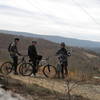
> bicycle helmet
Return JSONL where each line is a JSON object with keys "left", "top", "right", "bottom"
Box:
{"left": 61, "top": 42, "right": 65, "bottom": 47}
{"left": 14, "top": 38, "right": 20, "bottom": 41}
{"left": 32, "top": 41, "right": 37, "bottom": 43}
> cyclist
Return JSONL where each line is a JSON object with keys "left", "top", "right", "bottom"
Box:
{"left": 56, "top": 42, "right": 71, "bottom": 78}
{"left": 28, "top": 41, "right": 42, "bottom": 76}
{"left": 8, "top": 38, "right": 21, "bottom": 74}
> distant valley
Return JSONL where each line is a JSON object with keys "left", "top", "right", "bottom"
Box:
{"left": 0, "top": 30, "right": 100, "bottom": 50}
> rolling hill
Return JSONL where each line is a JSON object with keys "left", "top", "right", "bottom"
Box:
{"left": 0, "top": 32, "right": 100, "bottom": 77}
{"left": 0, "top": 30, "right": 100, "bottom": 48}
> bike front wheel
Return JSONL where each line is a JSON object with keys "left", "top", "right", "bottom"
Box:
{"left": 19, "top": 63, "right": 33, "bottom": 76}
{"left": 1, "top": 62, "right": 13, "bottom": 75}
{"left": 43, "top": 65, "right": 57, "bottom": 78}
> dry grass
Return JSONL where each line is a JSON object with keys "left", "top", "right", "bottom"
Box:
{"left": 68, "top": 71, "right": 93, "bottom": 81}
{"left": 0, "top": 33, "right": 100, "bottom": 75}
{"left": 7, "top": 75, "right": 100, "bottom": 100}
{"left": 0, "top": 74, "right": 90, "bottom": 100}
{"left": 0, "top": 33, "right": 100, "bottom": 100}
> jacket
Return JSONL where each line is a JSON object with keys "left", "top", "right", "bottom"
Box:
{"left": 28, "top": 45, "right": 37, "bottom": 59}
{"left": 8, "top": 42, "right": 20, "bottom": 57}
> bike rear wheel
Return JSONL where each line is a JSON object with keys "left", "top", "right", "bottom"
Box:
{"left": 43, "top": 65, "right": 57, "bottom": 78}
{"left": 19, "top": 63, "right": 33, "bottom": 76}
{"left": 1, "top": 62, "right": 13, "bottom": 75}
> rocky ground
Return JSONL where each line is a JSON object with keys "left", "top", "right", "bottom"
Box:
{"left": 0, "top": 87, "right": 26, "bottom": 100}
{"left": 0, "top": 61, "right": 100, "bottom": 100}
{"left": 10, "top": 75, "right": 100, "bottom": 100}
{"left": 0, "top": 74, "right": 91, "bottom": 100}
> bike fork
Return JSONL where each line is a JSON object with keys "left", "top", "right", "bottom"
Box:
{"left": 47, "top": 65, "right": 50, "bottom": 72}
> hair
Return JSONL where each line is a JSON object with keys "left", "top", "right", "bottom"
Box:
{"left": 61, "top": 42, "right": 65, "bottom": 47}
{"left": 14, "top": 38, "right": 20, "bottom": 41}
{"left": 32, "top": 41, "right": 37, "bottom": 43}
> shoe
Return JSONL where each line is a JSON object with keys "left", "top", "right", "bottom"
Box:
{"left": 30, "top": 73, "right": 34, "bottom": 77}
{"left": 33, "top": 73, "right": 36, "bottom": 76}
{"left": 31, "top": 73, "right": 36, "bottom": 78}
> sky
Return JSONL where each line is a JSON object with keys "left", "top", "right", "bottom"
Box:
{"left": 0, "top": 0, "right": 100, "bottom": 41}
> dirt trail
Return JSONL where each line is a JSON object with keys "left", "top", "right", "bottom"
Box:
{"left": 10, "top": 75, "right": 100, "bottom": 100}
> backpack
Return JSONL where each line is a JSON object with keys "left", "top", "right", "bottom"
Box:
{"left": 8, "top": 42, "right": 12, "bottom": 52}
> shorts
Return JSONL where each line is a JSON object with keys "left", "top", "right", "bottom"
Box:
{"left": 56, "top": 63, "right": 62, "bottom": 72}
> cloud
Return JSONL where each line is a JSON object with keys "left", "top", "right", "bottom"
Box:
{"left": 0, "top": 0, "right": 100, "bottom": 41}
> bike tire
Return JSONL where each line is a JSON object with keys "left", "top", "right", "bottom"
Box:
{"left": 19, "top": 63, "right": 33, "bottom": 76}
{"left": 43, "top": 65, "right": 57, "bottom": 78}
{"left": 1, "top": 62, "right": 13, "bottom": 75}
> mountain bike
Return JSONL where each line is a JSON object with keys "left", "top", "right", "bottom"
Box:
{"left": 19, "top": 57, "right": 57, "bottom": 78}
{"left": 0, "top": 56, "right": 27, "bottom": 75}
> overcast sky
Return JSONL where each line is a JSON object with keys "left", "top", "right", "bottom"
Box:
{"left": 0, "top": 0, "right": 100, "bottom": 41}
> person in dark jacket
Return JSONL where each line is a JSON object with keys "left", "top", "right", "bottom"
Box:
{"left": 8, "top": 38, "right": 21, "bottom": 74}
{"left": 28, "top": 41, "right": 42, "bottom": 75}
{"left": 56, "top": 42, "right": 71, "bottom": 78}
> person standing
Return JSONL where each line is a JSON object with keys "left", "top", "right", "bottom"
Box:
{"left": 56, "top": 42, "right": 71, "bottom": 78}
{"left": 28, "top": 41, "right": 42, "bottom": 76}
{"left": 8, "top": 38, "right": 21, "bottom": 74}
